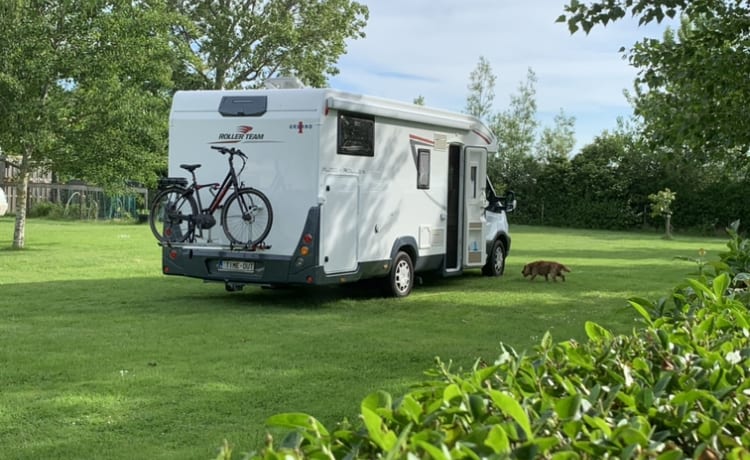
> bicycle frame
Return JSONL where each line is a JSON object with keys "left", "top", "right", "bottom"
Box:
{"left": 189, "top": 154, "right": 243, "bottom": 216}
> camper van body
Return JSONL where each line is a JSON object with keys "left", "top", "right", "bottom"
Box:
{"left": 161, "top": 88, "right": 513, "bottom": 296}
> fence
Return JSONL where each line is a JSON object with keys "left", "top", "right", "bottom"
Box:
{"left": 1, "top": 183, "right": 148, "bottom": 220}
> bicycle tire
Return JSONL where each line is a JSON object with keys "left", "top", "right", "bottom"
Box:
{"left": 221, "top": 188, "right": 273, "bottom": 246}
{"left": 149, "top": 186, "right": 197, "bottom": 243}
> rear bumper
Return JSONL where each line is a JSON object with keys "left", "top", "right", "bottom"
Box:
{"left": 161, "top": 245, "right": 392, "bottom": 287}
{"left": 163, "top": 244, "right": 322, "bottom": 285}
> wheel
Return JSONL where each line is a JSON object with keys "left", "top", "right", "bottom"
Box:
{"left": 482, "top": 239, "right": 506, "bottom": 276}
{"left": 386, "top": 251, "right": 414, "bottom": 298}
{"left": 149, "top": 187, "right": 197, "bottom": 243}
{"left": 221, "top": 188, "right": 273, "bottom": 246}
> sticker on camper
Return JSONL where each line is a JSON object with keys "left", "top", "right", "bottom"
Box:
{"left": 210, "top": 125, "right": 267, "bottom": 144}
{"left": 289, "top": 121, "right": 313, "bottom": 134}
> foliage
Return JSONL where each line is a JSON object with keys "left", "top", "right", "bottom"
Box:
{"left": 508, "top": 121, "right": 750, "bottom": 233}
{"left": 491, "top": 68, "right": 538, "bottom": 176}
{"left": 536, "top": 109, "right": 576, "bottom": 163}
{"left": 511, "top": 129, "right": 643, "bottom": 229}
{"left": 0, "top": 0, "right": 177, "bottom": 247}
{"left": 490, "top": 68, "right": 539, "bottom": 193}
{"left": 244, "top": 236, "right": 750, "bottom": 459}
{"left": 168, "top": 0, "right": 369, "bottom": 89}
{"left": 0, "top": 0, "right": 175, "bottom": 189}
{"left": 464, "top": 56, "right": 496, "bottom": 122}
{"left": 719, "top": 220, "right": 750, "bottom": 279}
{"left": 557, "top": 0, "right": 750, "bottom": 163}
{"left": 650, "top": 188, "right": 676, "bottom": 239}
{"left": 28, "top": 201, "right": 65, "bottom": 219}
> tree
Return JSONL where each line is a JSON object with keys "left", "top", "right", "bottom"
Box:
{"left": 536, "top": 109, "right": 576, "bottom": 163}
{"left": 649, "top": 188, "right": 676, "bottom": 239}
{"left": 557, "top": 0, "right": 750, "bottom": 161}
{"left": 464, "top": 56, "right": 496, "bottom": 121}
{"left": 168, "top": 0, "right": 369, "bottom": 89}
{"left": 413, "top": 95, "right": 425, "bottom": 106}
{"left": 0, "top": 1, "right": 177, "bottom": 249}
{"left": 491, "top": 68, "right": 539, "bottom": 190}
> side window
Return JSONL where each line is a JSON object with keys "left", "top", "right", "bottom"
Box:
{"left": 337, "top": 112, "right": 374, "bottom": 156}
{"left": 470, "top": 165, "right": 478, "bottom": 198}
{"left": 417, "top": 149, "right": 430, "bottom": 189}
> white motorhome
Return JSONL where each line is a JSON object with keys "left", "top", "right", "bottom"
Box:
{"left": 161, "top": 87, "right": 515, "bottom": 297}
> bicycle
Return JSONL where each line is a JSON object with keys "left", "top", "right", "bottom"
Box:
{"left": 149, "top": 146, "right": 273, "bottom": 247}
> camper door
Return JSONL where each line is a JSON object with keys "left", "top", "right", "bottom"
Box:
{"left": 463, "top": 146, "right": 487, "bottom": 267}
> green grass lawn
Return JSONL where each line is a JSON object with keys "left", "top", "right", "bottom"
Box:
{"left": 0, "top": 217, "right": 726, "bottom": 459}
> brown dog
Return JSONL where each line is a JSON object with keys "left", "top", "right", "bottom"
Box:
{"left": 522, "top": 260, "right": 571, "bottom": 282}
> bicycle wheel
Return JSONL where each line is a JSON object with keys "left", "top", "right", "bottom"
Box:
{"left": 149, "top": 187, "right": 197, "bottom": 243}
{"left": 221, "top": 188, "right": 273, "bottom": 246}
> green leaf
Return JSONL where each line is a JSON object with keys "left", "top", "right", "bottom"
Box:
{"left": 265, "top": 413, "right": 329, "bottom": 437}
{"left": 584, "top": 321, "right": 612, "bottom": 342}
{"left": 417, "top": 441, "right": 449, "bottom": 460}
{"left": 485, "top": 424, "right": 511, "bottom": 454}
{"left": 474, "top": 363, "right": 502, "bottom": 384}
{"left": 361, "top": 390, "right": 392, "bottom": 412}
{"left": 541, "top": 330, "right": 553, "bottom": 350}
{"left": 552, "top": 451, "right": 581, "bottom": 460}
{"left": 656, "top": 450, "right": 684, "bottom": 460}
{"left": 698, "top": 418, "right": 719, "bottom": 438}
{"left": 583, "top": 414, "right": 612, "bottom": 438}
{"left": 443, "top": 383, "right": 463, "bottom": 404}
{"left": 686, "top": 278, "right": 716, "bottom": 301}
{"left": 615, "top": 427, "right": 649, "bottom": 446}
{"left": 563, "top": 420, "right": 583, "bottom": 439}
{"left": 488, "top": 390, "right": 533, "bottom": 440}
{"left": 672, "top": 389, "right": 719, "bottom": 406}
{"left": 628, "top": 298, "right": 654, "bottom": 326}
{"left": 396, "top": 394, "right": 423, "bottom": 424}
{"left": 555, "top": 394, "right": 582, "bottom": 420}
{"left": 712, "top": 273, "right": 730, "bottom": 299}
{"left": 361, "top": 406, "right": 397, "bottom": 451}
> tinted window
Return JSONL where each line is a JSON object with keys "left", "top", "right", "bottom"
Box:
{"left": 337, "top": 112, "right": 374, "bottom": 156}
{"left": 417, "top": 149, "right": 430, "bottom": 189}
{"left": 219, "top": 96, "right": 267, "bottom": 117}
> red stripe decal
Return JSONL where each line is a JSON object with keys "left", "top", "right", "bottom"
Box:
{"left": 409, "top": 134, "right": 434, "bottom": 145}
{"left": 473, "top": 129, "right": 491, "bottom": 145}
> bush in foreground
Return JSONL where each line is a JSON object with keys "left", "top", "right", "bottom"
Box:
{"left": 222, "top": 229, "right": 750, "bottom": 460}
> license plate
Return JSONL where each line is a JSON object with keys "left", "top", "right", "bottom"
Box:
{"left": 217, "top": 260, "right": 255, "bottom": 273}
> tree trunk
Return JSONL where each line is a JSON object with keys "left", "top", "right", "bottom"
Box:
{"left": 664, "top": 214, "right": 673, "bottom": 240}
{"left": 12, "top": 152, "right": 31, "bottom": 249}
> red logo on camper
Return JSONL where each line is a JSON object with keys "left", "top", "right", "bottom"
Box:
{"left": 289, "top": 121, "right": 313, "bottom": 134}
{"left": 238, "top": 125, "right": 254, "bottom": 134}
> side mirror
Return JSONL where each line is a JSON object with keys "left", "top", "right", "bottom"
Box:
{"left": 503, "top": 191, "right": 516, "bottom": 213}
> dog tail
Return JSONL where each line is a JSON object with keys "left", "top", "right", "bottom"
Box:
{"left": 561, "top": 264, "right": 571, "bottom": 272}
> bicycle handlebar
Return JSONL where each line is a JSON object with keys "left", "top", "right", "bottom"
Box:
{"left": 210, "top": 145, "right": 247, "bottom": 159}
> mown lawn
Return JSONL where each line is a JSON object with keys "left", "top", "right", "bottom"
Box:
{"left": 0, "top": 217, "right": 726, "bottom": 459}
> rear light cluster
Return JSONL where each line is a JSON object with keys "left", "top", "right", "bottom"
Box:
{"left": 164, "top": 248, "right": 179, "bottom": 273}
{"left": 295, "top": 233, "right": 314, "bottom": 272}
{"left": 295, "top": 233, "right": 315, "bottom": 284}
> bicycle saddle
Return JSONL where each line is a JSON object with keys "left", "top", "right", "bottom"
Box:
{"left": 180, "top": 164, "right": 201, "bottom": 172}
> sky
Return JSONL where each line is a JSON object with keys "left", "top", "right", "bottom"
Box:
{"left": 329, "top": 0, "right": 673, "bottom": 153}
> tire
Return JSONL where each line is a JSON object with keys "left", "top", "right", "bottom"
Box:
{"left": 482, "top": 239, "right": 506, "bottom": 276}
{"left": 149, "top": 187, "right": 197, "bottom": 243}
{"left": 386, "top": 251, "right": 414, "bottom": 298}
{"left": 221, "top": 188, "right": 273, "bottom": 246}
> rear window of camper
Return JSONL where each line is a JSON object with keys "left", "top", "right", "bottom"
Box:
{"left": 338, "top": 112, "right": 374, "bottom": 156}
